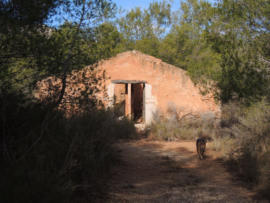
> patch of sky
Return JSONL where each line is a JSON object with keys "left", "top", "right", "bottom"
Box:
{"left": 115, "top": 0, "right": 217, "bottom": 12}
{"left": 46, "top": 0, "right": 218, "bottom": 28}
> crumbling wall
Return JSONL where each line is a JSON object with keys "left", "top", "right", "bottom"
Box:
{"left": 35, "top": 66, "right": 106, "bottom": 115}
{"left": 35, "top": 50, "right": 220, "bottom": 121}
{"left": 97, "top": 51, "right": 220, "bottom": 120}
{"left": 114, "top": 84, "right": 126, "bottom": 116}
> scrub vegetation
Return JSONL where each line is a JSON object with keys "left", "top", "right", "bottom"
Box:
{"left": 0, "top": 0, "right": 270, "bottom": 201}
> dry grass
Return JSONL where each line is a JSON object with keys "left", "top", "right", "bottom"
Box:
{"left": 0, "top": 92, "right": 137, "bottom": 203}
{"left": 211, "top": 101, "right": 270, "bottom": 199}
{"left": 148, "top": 109, "right": 217, "bottom": 141}
{"left": 148, "top": 101, "right": 270, "bottom": 200}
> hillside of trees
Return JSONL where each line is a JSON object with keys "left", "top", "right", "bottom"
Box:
{"left": 0, "top": 0, "right": 270, "bottom": 202}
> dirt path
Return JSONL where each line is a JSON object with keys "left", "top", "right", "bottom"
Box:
{"left": 106, "top": 140, "right": 264, "bottom": 203}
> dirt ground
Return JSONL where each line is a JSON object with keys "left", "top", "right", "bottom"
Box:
{"left": 105, "top": 139, "right": 267, "bottom": 203}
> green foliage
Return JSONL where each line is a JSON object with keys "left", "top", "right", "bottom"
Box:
{"left": 217, "top": 36, "right": 268, "bottom": 103}
{"left": 93, "top": 22, "right": 124, "bottom": 59}
{"left": 159, "top": 24, "right": 194, "bottom": 69}
{"left": 207, "top": 0, "right": 270, "bottom": 103}
{"left": 1, "top": 0, "right": 270, "bottom": 200}
{"left": 0, "top": 1, "right": 132, "bottom": 202}
{"left": 159, "top": 0, "right": 270, "bottom": 103}
{"left": 158, "top": 0, "right": 222, "bottom": 92}
{"left": 0, "top": 0, "right": 60, "bottom": 26}
{"left": 0, "top": 0, "right": 62, "bottom": 92}
{"left": 160, "top": 24, "right": 221, "bottom": 84}
{"left": 0, "top": 92, "right": 136, "bottom": 202}
{"left": 1, "top": 0, "right": 269, "bottom": 104}
{"left": 0, "top": 0, "right": 116, "bottom": 94}
{"left": 117, "top": 0, "right": 171, "bottom": 53}
{"left": 212, "top": 101, "right": 270, "bottom": 199}
{"left": 135, "top": 36, "right": 160, "bottom": 57}
{"left": 42, "top": 23, "right": 96, "bottom": 75}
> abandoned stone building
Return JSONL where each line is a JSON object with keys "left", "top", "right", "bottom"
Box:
{"left": 94, "top": 51, "right": 219, "bottom": 124}
{"left": 37, "top": 50, "right": 220, "bottom": 125}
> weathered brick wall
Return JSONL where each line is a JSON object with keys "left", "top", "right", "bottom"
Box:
{"left": 36, "top": 50, "right": 220, "bottom": 119}
{"left": 35, "top": 66, "right": 106, "bottom": 115}
{"left": 97, "top": 51, "right": 220, "bottom": 118}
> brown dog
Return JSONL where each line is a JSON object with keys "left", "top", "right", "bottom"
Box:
{"left": 196, "top": 137, "right": 206, "bottom": 160}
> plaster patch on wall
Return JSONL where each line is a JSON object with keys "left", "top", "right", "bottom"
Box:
{"left": 144, "top": 84, "right": 157, "bottom": 125}
{"left": 107, "top": 83, "right": 115, "bottom": 107}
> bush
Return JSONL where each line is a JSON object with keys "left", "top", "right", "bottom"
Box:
{"left": 149, "top": 101, "right": 270, "bottom": 199}
{"left": 0, "top": 92, "right": 136, "bottom": 203}
{"left": 212, "top": 101, "right": 270, "bottom": 199}
{"left": 148, "top": 110, "right": 217, "bottom": 141}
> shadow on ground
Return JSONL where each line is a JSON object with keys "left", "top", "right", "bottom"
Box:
{"left": 99, "top": 140, "right": 261, "bottom": 203}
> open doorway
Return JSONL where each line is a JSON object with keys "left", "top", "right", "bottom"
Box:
{"left": 112, "top": 80, "right": 145, "bottom": 123}
{"left": 131, "top": 83, "right": 144, "bottom": 123}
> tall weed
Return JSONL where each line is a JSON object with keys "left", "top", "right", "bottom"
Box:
{"left": 0, "top": 92, "right": 136, "bottom": 203}
{"left": 213, "top": 101, "right": 270, "bottom": 199}
{"left": 149, "top": 109, "right": 217, "bottom": 141}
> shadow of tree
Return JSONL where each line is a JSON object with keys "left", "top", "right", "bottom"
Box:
{"left": 106, "top": 140, "right": 253, "bottom": 203}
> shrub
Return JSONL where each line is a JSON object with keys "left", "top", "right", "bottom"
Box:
{"left": 0, "top": 92, "right": 136, "bottom": 203}
{"left": 213, "top": 101, "right": 270, "bottom": 199}
{"left": 149, "top": 101, "right": 270, "bottom": 199}
{"left": 149, "top": 109, "right": 217, "bottom": 141}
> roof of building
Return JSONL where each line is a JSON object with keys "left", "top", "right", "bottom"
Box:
{"left": 111, "top": 80, "right": 146, "bottom": 84}
{"left": 97, "top": 50, "right": 186, "bottom": 75}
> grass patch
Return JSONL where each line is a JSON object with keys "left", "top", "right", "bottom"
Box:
{"left": 148, "top": 110, "right": 217, "bottom": 141}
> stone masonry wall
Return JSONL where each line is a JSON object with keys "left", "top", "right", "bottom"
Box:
{"left": 36, "top": 50, "right": 220, "bottom": 119}
{"left": 97, "top": 50, "right": 220, "bottom": 118}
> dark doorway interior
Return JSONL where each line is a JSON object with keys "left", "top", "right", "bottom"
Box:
{"left": 131, "top": 83, "right": 144, "bottom": 123}
{"left": 112, "top": 80, "right": 146, "bottom": 123}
